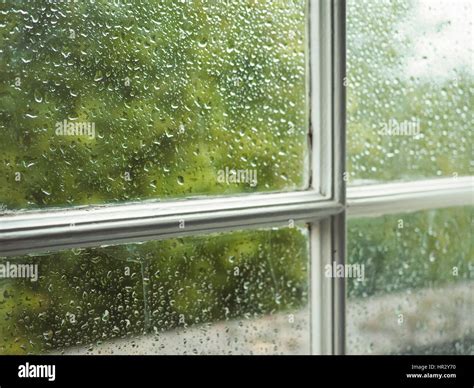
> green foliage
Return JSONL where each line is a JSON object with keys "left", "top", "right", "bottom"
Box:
{"left": 347, "top": 207, "right": 473, "bottom": 298}
{"left": 0, "top": 0, "right": 307, "bottom": 209}
{"left": 0, "top": 227, "right": 308, "bottom": 354}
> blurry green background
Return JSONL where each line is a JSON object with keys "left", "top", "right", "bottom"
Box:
{"left": 346, "top": 0, "right": 473, "bottom": 355}
{"left": 0, "top": 0, "right": 308, "bottom": 209}
{"left": 347, "top": 0, "right": 472, "bottom": 183}
{"left": 0, "top": 226, "right": 309, "bottom": 355}
{"left": 0, "top": 0, "right": 310, "bottom": 355}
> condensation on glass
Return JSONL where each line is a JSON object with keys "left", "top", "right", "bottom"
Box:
{"left": 0, "top": 225, "right": 310, "bottom": 355}
{"left": 0, "top": 0, "right": 308, "bottom": 210}
{"left": 347, "top": 0, "right": 472, "bottom": 184}
{"left": 346, "top": 207, "right": 473, "bottom": 355}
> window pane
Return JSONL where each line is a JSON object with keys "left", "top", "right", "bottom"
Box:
{"left": 347, "top": 207, "right": 473, "bottom": 354}
{"left": 0, "top": 225, "right": 309, "bottom": 355}
{"left": 0, "top": 0, "right": 308, "bottom": 210}
{"left": 347, "top": 0, "right": 472, "bottom": 184}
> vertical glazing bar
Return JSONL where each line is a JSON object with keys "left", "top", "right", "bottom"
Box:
{"left": 311, "top": 0, "right": 346, "bottom": 354}
{"left": 310, "top": 224, "right": 322, "bottom": 354}
{"left": 332, "top": 0, "right": 347, "bottom": 355}
{"left": 314, "top": 0, "right": 333, "bottom": 198}
{"left": 333, "top": 0, "right": 346, "bottom": 205}
{"left": 332, "top": 213, "right": 346, "bottom": 354}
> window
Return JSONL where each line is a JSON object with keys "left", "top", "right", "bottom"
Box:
{"left": 1, "top": 226, "right": 311, "bottom": 355}
{"left": 0, "top": 0, "right": 311, "bottom": 208}
{"left": 0, "top": 0, "right": 344, "bottom": 355}
{"left": 346, "top": 0, "right": 473, "bottom": 355}
{"left": 347, "top": 0, "right": 471, "bottom": 184}
{"left": 348, "top": 207, "right": 472, "bottom": 354}
{"left": 0, "top": 0, "right": 471, "bottom": 356}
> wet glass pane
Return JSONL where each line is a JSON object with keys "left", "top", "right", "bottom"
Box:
{"left": 0, "top": 225, "right": 309, "bottom": 355}
{"left": 0, "top": 0, "right": 308, "bottom": 210}
{"left": 347, "top": 207, "right": 473, "bottom": 354}
{"left": 347, "top": 0, "right": 472, "bottom": 185}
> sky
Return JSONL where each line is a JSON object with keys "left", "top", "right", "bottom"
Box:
{"left": 399, "top": 0, "right": 473, "bottom": 80}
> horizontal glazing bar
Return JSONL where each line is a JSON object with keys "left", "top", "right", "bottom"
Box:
{"left": 347, "top": 176, "right": 473, "bottom": 218}
{"left": 0, "top": 191, "right": 342, "bottom": 256}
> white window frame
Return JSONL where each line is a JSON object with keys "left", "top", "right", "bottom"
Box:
{"left": 0, "top": 0, "right": 471, "bottom": 355}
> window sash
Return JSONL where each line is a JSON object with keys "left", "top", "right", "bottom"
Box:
{"left": 0, "top": 1, "right": 344, "bottom": 257}
{"left": 2, "top": 0, "right": 469, "bottom": 355}
{"left": 0, "top": 0, "right": 347, "bottom": 357}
